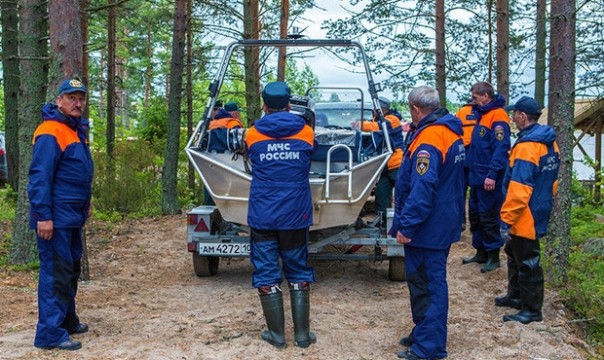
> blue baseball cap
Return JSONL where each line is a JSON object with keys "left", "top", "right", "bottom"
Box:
{"left": 262, "top": 82, "right": 291, "bottom": 109}
{"left": 57, "top": 79, "right": 87, "bottom": 96}
{"left": 224, "top": 101, "right": 239, "bottom": 112}
{"left": 505, "top": 96, "right": 542, "bottom": 116}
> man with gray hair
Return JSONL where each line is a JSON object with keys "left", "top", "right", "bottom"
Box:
{"left": 390, "top": 86, "right": 465, "bottom": 360}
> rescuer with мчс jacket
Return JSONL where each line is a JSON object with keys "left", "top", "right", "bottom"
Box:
{"left": 245, "top": 81, "right": 317, "bottom": 349}
{"left": 463, "top": 81, "right": 511, "bottom": 273}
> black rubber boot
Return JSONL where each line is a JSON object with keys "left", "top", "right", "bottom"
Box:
{"left": 290, "top": 283, "right": 316, "bottom": 348}
{"left": 503, "top": 239, "right": 543, "bottom": 324}
{"left": 480, "top": 249, "right": 501, "bottom": 273}
{"left": 462, "top": 248, "right": 487, "bottom": 264}
{"left": 497, "top": 240, "right": 521, "bottom": 308}
{"left": 495, "top": 294, "right": 522, "bottom": 309}
{"left": 503, "top": 308, "right": 543, "bottom": 324}
{"left": 259, "top": 291, "right": 286, "bottom": 348}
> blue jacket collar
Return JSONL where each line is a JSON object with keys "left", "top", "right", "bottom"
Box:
{"left": 41, "top": 102, "right": 83, "bottom": 130}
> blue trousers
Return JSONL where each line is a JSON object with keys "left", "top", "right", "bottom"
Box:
{"left": 34, "top": 228, "right": 83, "bottom": 348}
{"left": 250, "top": 228, "right": 315, "bottom": 288}
{"left": 404, "top": 245, "right": 450, "bottom": 360}
{"left": 468, "top": 186, "right": 504, "bottom": 251}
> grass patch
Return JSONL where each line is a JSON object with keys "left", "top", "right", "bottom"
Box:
{"left": 565, "top": 205, "right": 604, "bottom": 346}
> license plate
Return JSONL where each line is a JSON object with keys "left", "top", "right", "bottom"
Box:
{"left": 198, "top": 242, "right": 250, "bottom": 256}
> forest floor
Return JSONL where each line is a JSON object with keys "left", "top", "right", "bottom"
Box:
{"left": 0, "top": 214, "right": 598, "bottom": 360}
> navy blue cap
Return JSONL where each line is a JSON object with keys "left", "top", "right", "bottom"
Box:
{"left": 505, "top": 96, "right": 542, "bottom": 116}
{"left": 262, "top": 82, "right": 291, "bottom": 109}
{"left": 57, "top": 79, "right": 87, "bottom": 96}
{"left": 224, "top": 101, "right": 239, "bottom": 112}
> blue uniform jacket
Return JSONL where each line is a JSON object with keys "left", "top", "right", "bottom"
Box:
{"left": 391, "top": 109, "right": 465, "bottom": 250}
{"left": 245, "top": 111, "right": 315, "bottom": 230}
{"left": 28, "top": 103, "right": 94, "bottom": 229}
{"left": 466, "top": 94, "right": 511, "bottom": 186}
{"left": 501, "top": 124, "right": 560, "bottom": 240}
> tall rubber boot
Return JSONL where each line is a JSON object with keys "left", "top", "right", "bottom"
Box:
{"left": 481, "top": 249, "right": 501, "bottom": 273}
{"left": 496, "top": 241, "right": 521, "bottom": 308}
{"left": 503, "top": 248, "right": 543, "bottom": 324}
{"left": 290, "top": 282, "right": 316, "bottom": 348}
{"left": 462, "top": 248, "right": 487, "bottom": 264}
{"left": 259, "top": 287, "right": 286, "bottom": 348}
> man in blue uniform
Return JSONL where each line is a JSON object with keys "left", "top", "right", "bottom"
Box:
{"left": 29, "top": 79, "right": 94, "bottom": 351}
{"left": 390, "top": 86, "right": 465, "bottom": 360}
{"left": 245, "top": 82, "right": 316, "bottom": 349}
{"left": 463, "top": 82, "right": 511, "bottom": 273}
{"left": 498, "top": 96, "right": 559, "bottom": 324}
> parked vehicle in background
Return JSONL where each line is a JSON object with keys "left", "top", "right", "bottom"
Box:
{"left": 0, "top": 132, "right": 8, "bottom": 186}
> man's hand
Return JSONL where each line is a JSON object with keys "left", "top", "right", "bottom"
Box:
{"left": 484, "top": 177, "right": 496, "bottom": 191}
{"left": 396, "top": 231, "right": 412, "bottom": 244}
{"left": 37, "top": 220, "right": 54, "bottom": 241}
{"left": 500, "top": 225, "right": 511, "bottom": 242}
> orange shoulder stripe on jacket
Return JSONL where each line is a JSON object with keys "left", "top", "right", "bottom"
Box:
{"left": 245, "top": 125, "right": 314, "bottom": 148}
{"left": 408, "top": 125, "right": 461, "bottom": 162}
{"left": 508, "top": 142, "right": 548, "bottom": 168}
{"left": 480, "top": 108, "right": 509, "bottom": 130}
{"left": 33, "top": 121, "right": 79, "bottom": 152}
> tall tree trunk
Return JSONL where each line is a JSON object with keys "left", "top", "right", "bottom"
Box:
{"left": 277, "top": 0, "right": 289, "bottom": 82}
{"left": 80, "top": 0, "right": 90, "bottom": 119}
{"left": 243, "top": 0, "right": 261, "bottom": 123}
{"left": 106, "top": 0, "right": 117, "bottom": 158}
{"left": 496, "top": 0, "right": 509, "bottom": 100}
{"left": 435, "top": 0, "right": 446, "bottom": 107}
{"left": 186, "top": 0, "right": 195, "bottom": 192}
{"left": 144, "top": 29, "right": 152, "bottom": 115}
{"left": 534, "top": 0, "right": 547, "bottom": 108}
{"left": 1, "top": 0, "right": 21, "bottom": 190}
{"left": 48, "top": 0, "right": 84, "bottom": 94}
{"left": 161, "top": 0, "right": 188, "bottom": 215}
{"left": 487, "top": 0, "right": 494, "bottom": 84}
{"left": 11, "top": 0, "right": 48, "bottom": 264}
{"left": 545, "top": 0, "right": 576, "bottom": 285}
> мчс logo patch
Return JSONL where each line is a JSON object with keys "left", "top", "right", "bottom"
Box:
{"left": 494, "top": 125, "right": 505, "bottom": 141}
{"left": 416, "top": 150, "right": 430, "bottom": 175}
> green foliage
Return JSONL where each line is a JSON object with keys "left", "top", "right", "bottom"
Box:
{"left": 138, "top": 96, "right": 169, "bottom": 142}
{"left": 0, "top": 187, "right": 17, "bottom": 221}
{"left": 92, "top": 139, "right": 163, "bottom": 216}
{"left": 563, "top": 203, "right": 604, "bottom": 346}
{"left": 565, "top": 252, "right": 604, "bottom": 345}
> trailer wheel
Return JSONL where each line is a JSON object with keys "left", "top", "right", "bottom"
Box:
{"left": 388, "top": 257, "right": 406, "bottom": 281}
{"left": 192, "top": 253, "right": 219, "bottom": 277}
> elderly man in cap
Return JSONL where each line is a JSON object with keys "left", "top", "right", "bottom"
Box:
{"left": 29, "top": 78, "right": 94, "bottom": 351}
{"left": 497, "top": 96, "right": 559, "bottom": 324}
{"left": 356, "top": 96, "right": 405, "bottom": 229}
{"left": 245, "top": 81, "right": 316, "bottom": 349}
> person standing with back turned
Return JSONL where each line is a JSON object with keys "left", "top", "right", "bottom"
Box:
{"left": 245, "top": 81, "right": 317, "bottom": 349}
{"left": 462, "top": 81, "right": 511, "bottom": 273}
{"left": 497, "top": 96, "right": 559, "bottom": 324}
{"left": 390, "top": 86, "right": 465, "bottom": 360}
{"left": 29, "top": 78, "right": 94, "bottom": 351}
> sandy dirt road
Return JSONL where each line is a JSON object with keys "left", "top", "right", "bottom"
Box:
{"left": 0, "top": 215, "right": 595, "bottom": 359}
